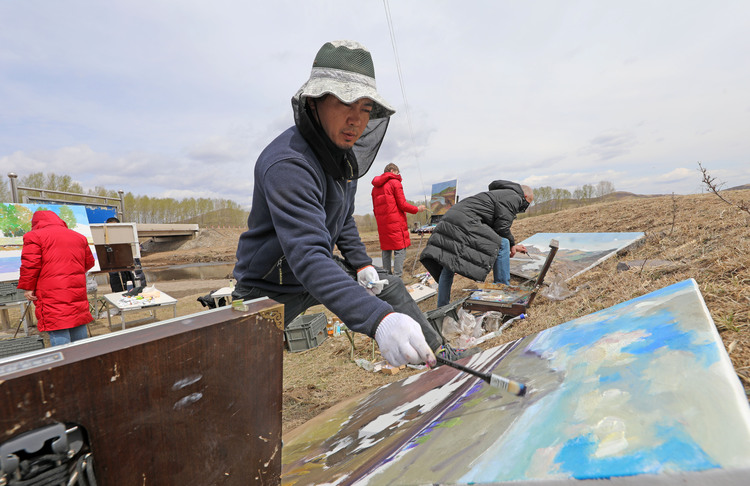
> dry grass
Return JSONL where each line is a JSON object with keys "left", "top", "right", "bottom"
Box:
{"left": 3, "top": 190, "right": 748, "bottom": 435}
{"left": 282, "top": 191, "right": 750, "bottom": 433}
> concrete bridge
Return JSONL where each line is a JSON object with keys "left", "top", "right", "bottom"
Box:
{"left": 136, "top": 223, "right": 199, "bottom": 241}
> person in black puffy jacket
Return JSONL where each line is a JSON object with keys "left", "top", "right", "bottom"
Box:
{"left": 420, "top": 180, "right": 534, "bottom": 307}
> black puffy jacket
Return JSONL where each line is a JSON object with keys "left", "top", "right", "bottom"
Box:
{"left": 419, "top": 180, "right": 529, "bottom": 282}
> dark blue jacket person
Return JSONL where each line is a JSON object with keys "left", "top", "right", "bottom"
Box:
{"left": 233, "top": 41, "right": 466, "bottom": 366}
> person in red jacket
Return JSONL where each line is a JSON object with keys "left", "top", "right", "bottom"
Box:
{"left": 18, "top": 210, "right": 96, "bottom": 346}
{"left": 371, "top": 163, "right": 425, "bottom": 278}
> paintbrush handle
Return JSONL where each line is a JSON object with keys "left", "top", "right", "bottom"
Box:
{"left": 435, "top": 356, "right": 526, "bottom": 397}
{"left": 435, "top": 355, "right": 491, "bottom": 382}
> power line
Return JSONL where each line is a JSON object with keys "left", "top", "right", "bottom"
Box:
{"left": 383, "top": 0, "right": 428, "bottom": 210}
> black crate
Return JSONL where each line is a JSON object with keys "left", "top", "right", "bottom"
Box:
{"left": 0, "top": 336, "right": 45, "bottom": 360}
{"left": 285, "top": 313, "right": 327, "bottom": 352}
{"left": 0, "top": 280, "right": 25, "bottom": 305}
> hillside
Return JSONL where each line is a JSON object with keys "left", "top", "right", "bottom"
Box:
{"left": 141, "top": 190, "right": 750, "bottom": 434}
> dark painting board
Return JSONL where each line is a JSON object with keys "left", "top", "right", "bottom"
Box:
{"left": 0, "top": 297, "right": 284, "bottom": 485}
{"left": 282, "top": 279, "right": 750, "bottom": 484}
{"left": 509, "top": 232, "right": 645, "bottom": 282}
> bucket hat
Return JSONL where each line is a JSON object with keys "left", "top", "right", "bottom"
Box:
{"left": 292, "top": 40, "right": 395, "bottom": 119}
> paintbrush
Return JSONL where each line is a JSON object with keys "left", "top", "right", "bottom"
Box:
{"left": 435, "top": 355, "right": 527, "bottom": 396}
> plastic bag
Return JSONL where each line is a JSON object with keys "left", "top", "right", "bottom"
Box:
{"left": 479, "top": 311, "right": 504, "bottom": 332}
{"left": 86, "top": 273, "right": 98, "bottom": 293}
{"left": 442, "top": 308, "right": 483, "bottom": 348}
{"left": 441, "top": 315, "right": 461, "bottom": 345}
{"left": 541, "top": 273, "right": 576, "bottom": 301}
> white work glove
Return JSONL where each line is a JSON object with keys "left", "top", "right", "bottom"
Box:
{"left": 356, "top": 265, "right": 388, "bottom": 295}
{"left": 375, "top": 313, "right": 436, "bottom": 367}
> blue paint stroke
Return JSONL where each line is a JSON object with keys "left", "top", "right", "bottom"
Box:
{"left": 555, "top": 426, "right": 718, "bottom": 479}
{"left": 527, "top": 280, "right": 718, "bottom": 369}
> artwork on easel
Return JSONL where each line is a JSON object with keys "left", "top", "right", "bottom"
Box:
{"left": 509, "top": 232, "right": 645, "bottom": 282}
{"left": 0, "top": 203, "right": 99, "bottom": 282}
{"left": 282, "top": 279, "right": 750, "bottom": 484}
{"left": 429, "top": 179, "right": 457, "bottom": 216}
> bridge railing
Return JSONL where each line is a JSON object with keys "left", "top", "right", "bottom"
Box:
{"left": 7, "top": 172, "right": 125, "bottom": 220}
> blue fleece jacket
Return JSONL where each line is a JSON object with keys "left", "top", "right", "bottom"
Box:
{"left": 233, "top": 126, "right": 393, "bottom": 336}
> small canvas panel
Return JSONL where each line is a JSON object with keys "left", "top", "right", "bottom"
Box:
{"left": 429, "top": 179, "right": 457, "bottom": 216}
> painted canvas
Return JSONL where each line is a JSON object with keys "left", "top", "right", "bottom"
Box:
{"left": 429, "top": 179, "right": 457, "bottom": 216}
{"left": 0, "top": 203, "right": 99, "bottom": 281}
{"left": 509, "top": 232, "right": 645, "bottom": 282}
{"left": 282, "top": 279, "right": 750, "bottom": 484}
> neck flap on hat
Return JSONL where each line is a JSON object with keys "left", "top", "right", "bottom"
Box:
{"left": 298, "top": 104, "right": 356, "bottom": 180}
{"left": 295, "top": 101, "right": 389, "bottom": 181}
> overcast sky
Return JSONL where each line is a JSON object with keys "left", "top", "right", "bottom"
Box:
{"left": 2, "top": 1, "right": 748, "bottom": 215}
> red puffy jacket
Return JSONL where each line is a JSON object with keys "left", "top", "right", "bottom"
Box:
{"left": 17, "top": 210, "right": 95, "bottom": 331}
{"left": 371, "top": 172, "right": 419, "bottom": 251}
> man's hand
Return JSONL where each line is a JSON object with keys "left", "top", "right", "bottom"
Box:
{"left": 24, "top": 290, "right": 37, "bottom": 301}
{"left": 357, "top": 265, "right": 386, "bottom": 295}
{"left": 375, "top": 313, "right": 436, "bottom": 367}
{"left": 510, "top": 244, "right": 527, "bottom": 258}
{"left": 417, "top": 204, "right": 426, "bottom": 211}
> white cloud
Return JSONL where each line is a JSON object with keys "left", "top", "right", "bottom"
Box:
{"left": 1, "top": 0, "right": 749, "bottom": 217}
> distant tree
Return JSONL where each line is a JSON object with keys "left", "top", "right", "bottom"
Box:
{"left": 0, "top": 178, "right": 11, "bottom": 203}
{"left": 533, "top": 186, "right": 554, "bottom": 207}
{"left": 20, "top": 173, "right": 46, "bottom": 193}
{"left": 13, "top": 171, "right": 250, "bottom": 225}
{"left": 552, "top": 188, "right": 571, "bottom": 211}
{"left": 574, "top": 184, "right": 595, "bottom": 202}
{"left": 595, "top": 180, "right": 616, "bottom": 198}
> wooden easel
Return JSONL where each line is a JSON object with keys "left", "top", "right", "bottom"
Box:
{"left": 462, "top": 239, "right": 559, "bottom": 316}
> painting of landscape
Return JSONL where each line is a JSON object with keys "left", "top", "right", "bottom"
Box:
{"left": 0, "top": 203, "right": 99, "bottom": 281}
{"left": 429, "top": 179, "right": 457, "bottom": 216}
{"left": 281, "top": 279, "right": 750, "bottom": 485}
{"left": 509, "top": 232, "right": 645, "bottom": 282}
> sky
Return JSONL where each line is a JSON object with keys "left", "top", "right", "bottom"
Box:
{"left": 1, "top": 1, "right": 749, "bottom": 215}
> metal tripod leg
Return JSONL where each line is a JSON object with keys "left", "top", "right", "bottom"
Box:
{"left": 410, "top": 232, "right": 426, "bottom": 276}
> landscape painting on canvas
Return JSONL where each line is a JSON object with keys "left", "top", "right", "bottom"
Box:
{"left": 429, "top": 179, "right": 457, "bottom": 216}
{"left": 0, "top": 203, "right": 99, "bottom": 281}
{"left": 509, "top": 232, "right": 645, "bottom": 282}
{"left": 282, "top": 279, "right": 750, "bottom": 485}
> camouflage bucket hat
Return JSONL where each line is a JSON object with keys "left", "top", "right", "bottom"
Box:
{"left": 293, "top": 40, "right": 395, "bottom": 119}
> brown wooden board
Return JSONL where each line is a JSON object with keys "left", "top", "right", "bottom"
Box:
{"left": 0, "top": 298, "right": 284, "bottom": 485}
{"left": 94, "top": 243, "right": 135, "bottom": 272}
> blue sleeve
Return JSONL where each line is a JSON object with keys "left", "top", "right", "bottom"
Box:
{"left": 336, "top": 180, "right": 372, "bottom": 270}
{"left": 263, "top": 160, "right": 391, "bottom": 336}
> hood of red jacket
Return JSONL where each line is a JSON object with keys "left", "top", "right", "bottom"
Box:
{"left": 372, "top": 172, "right": 402, "bottom": 188}
{"left": 31, "top": 210, "right": 69, "bottom": 230}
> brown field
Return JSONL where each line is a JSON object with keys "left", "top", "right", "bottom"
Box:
{"left": 3, "top": 190, "right": 748, "bottom": 435}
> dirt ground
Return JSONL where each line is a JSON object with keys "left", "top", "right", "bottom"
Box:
{"left": 3, "top": 190, "right": 748, "bottom": 436}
